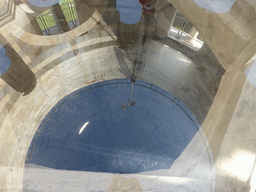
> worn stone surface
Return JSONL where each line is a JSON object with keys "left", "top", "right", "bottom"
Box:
{"left": 0, "top": 0, "right": 256, "bottom": 191}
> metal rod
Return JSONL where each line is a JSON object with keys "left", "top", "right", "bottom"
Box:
{"left": 69, "top": 2, "right": 76, "bottom": 26}
{"left": 129, "top": 82, "right": 134, "bottom": 103}
{"left": 39, "top": 15, "right": 50, "bottom": 35}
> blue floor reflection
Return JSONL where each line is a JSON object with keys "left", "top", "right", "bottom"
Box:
{"left": 0, "top": 45, "right": 10, "bottom": 76}
{"left": 27, "top": 79, "right": 199, "bottom": 174}
{"left": 192, "top": 0, "right": 236, "bottom": 13}
{"left": 27, "top": 0, "right": 60, "bottom": 7}
{"left": 116, "top": 0, "right": 142, "bottom": 24}
{"left": 246, "top": 59, "right": 256, "bottom": 87}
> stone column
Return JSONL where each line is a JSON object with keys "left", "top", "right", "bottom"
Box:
{"left": 188, "top": 26, "right": 198, "bottom": 38}
{"left": 73, "top": 0, "right": 93, "bottom": 25}
{"left": 26, "top": 14, "right": 44, "bottom": 35}
{"left": 52, "top": 3, "right": 70, "bottom": 32}
{"left": 0, "top": 44, "right": 36, "bottom": 95}
{"left": 214, "top": 59, "right": 256, "bottom": 191}
{"left": 118, "top": 21, "right": 141, "bottom": 48}
{"left": 154, "top": 1, "right": 177, "bottom": 38}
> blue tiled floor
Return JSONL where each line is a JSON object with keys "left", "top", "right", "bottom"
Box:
{"left": 27, "top": 79, "right": 198, "bottom": 174}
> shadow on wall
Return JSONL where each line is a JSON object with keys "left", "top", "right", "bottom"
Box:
{"left": 113, "top": 47, "right": 132, "bottom": 78}
{"left": 116, "top": 0, "right": 157, "bottom": 48}
{"left": 0, "top": 45, "right": 36, "bottom": 95}
{"left": 116, "top": 0, "right": 142, "bottom": 48}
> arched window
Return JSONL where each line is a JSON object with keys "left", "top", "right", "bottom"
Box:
{"left": 168, "top": 10, "right": 204, "bottom": 51}
{"left": 36, "top": 0, "right": 79, "bottom": 35}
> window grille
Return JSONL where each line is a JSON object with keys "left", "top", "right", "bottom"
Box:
{"left": 59, "top": 0, "right": 79, "bottom": 30}
{"left": 172, "top": 11, "right": 193, "bottom": 34}
{"left": 36, "top": 9, "right": 63, "bottom": 35}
